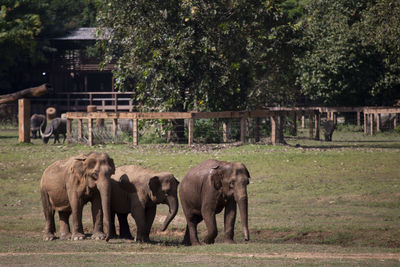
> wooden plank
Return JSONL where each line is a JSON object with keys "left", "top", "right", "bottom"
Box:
{"left": 112, "top": 119, "right": 117, "bottom": 138}
{"left": 271, "top": 116, "right": 277, "bottom": 145}
{"left": 18, "top": 99, "right": 30, "bottom": 143}
{"left": 369, "top": 114, "right": 374, "bottom": 136}
{"left": 364, "top": 108, "right": 400, "bottom": 114}
{"left": 364, "top": 113, "right": 367, "bottom": 134}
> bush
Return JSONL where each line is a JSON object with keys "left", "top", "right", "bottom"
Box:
{"left": 336, "top": 124, "right": 363, "bottom": 132}
{"left": 194, "top": 119, "right": 221, "bottom": 143}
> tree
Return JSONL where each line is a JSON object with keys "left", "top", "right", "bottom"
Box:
{"left": 97, "top": 0, "right": 295, "bottom": 111}
{"left": 0, "top": 0, "right": 100, "bottom": 93}
{"left": 296, "top": 0, "right": 400, "bottom": 106}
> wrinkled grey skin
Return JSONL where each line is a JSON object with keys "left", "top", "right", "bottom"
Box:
{"left": 40, "top": 118, "right": 66, "bottom": 144}
{"left": 321, "top": 120, "right": 336, "bottom": 141}
{"left": 40, "top": 152, "right": 115, "bottom": 241}
{"left": 180, "top": 159, "right": 250, "bottom": 246}
{"left": 110, "top": 165, "right": 179, "bottom": 242}
{"left": 119, "top": 119, "right": 133, "bottom": 135}
{"left": 30, "top": 114, "right": 46, "bottom": 139}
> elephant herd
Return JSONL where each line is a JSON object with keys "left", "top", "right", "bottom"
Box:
{"left": 40, "top": 152, "right": 251, "bottom": 245}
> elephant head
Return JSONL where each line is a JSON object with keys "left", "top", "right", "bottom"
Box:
{"left": 72, "top": 152, "right": 115, "bottom": 240}
{"left": 210, "top": 161, "right": 250, "bottom": 241}
{"left": 148, "top": 173, "right": 180, "bottom": 231}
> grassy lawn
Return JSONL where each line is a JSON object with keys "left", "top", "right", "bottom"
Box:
{"left": 1, "top": 126, "right": 400, "bottom": 265}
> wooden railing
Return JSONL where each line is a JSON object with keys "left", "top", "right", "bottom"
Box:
{"left": 31, "top": 91, "right": 135, "bottom": 113}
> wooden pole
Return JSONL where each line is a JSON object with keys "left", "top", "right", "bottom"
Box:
{"left": 78, "top": 119, "right": 83, "bottom": 140}
{"left": 314, "top": 111, "right": 320, "bottom": 140}
{"left": 88, "top": 118, "right": 93, "bottom": 146}
{"left": 364, "top": 112, "right": 367, "bottom": 134}
{"left": 222, "top": 121, "right": 228, "bottom": 143}
{"left": 188, "top": 118, "right": 194, "bottom": 146}
{"left": 357, "top": 111, "right": 360, "bottom": 126}
{"left": 18, "top": 98, "right": 30, "bottom": 143}
{"left": 132, "top": 119, "right": 138, "bottom": 146}
{"left": 112, "top": 119, "right": 118, "bottom": 138}
{"left": 67, "top": 119, "right": 72, "bottom": 144}
{"left": 376, "top": 113, "right": 381, "bottom": 132}
{"left": 271, "top": 115, "right": 277, "bottom": 145}
{"left": 240, "top": 117, "right": 246, "bottom": 143}
{"left": 309, "top": 114, "right": 314, "bottom": 139}
{"left": 301, "top": 115, "right": 305, "bottom": 129}
{"left": 369, "top": 114, "right": 374, "bottom": 136}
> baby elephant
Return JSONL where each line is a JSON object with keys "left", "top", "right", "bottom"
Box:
{"left": 180, "top": 159, "right": 250, "bottom": 245}
{"left": 110, "top": 165, "right": 179, "bottom": 242}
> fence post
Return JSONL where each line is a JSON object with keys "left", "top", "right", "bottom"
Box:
{"left": 369, "top": 114, "right": 374, "bottom": 136}
{"left": 278, "top": 113, "right": 286, "bottom": 143}
{"left": 18, "top": 98, "right": 30, "bottom": 143}
{"left": 240, "top": 116, "right": 246, "bottom": 143}
{"left": 133, "top": 119, "right": 138, "bottom": 146}
{"left": 309, "top": 114, "right": 314, "bottom": 139}
{"left": 376, "top": 113, "right": 381, "bottom": 132}
{"left": 88, "top": 118, "right": 93, "bottom": 146}
{"left": 222, "top": 121, "right": 228, "bottom": 142}
{"left": 271, "top": 115, "right": 277, "bottom": 145}
{"left": 301, "top": 115, "right": 305, "bottom": 129}
{"left": 357, "top": 111, "right": 361, "bottom": 126}
{"left": 364, "top": 112, "right": 367, "bottom": 134}
{"left": 314, "top": 111, "right": 320, "bottom": 140}
{"left": 67, "top": 119, "right": 72, "bottom": 144}
{"left": 188, "top": 117, "right": 194, "bottom": 146}
{"left": 112, "top": 119, "right": 118, "bottom": 138}
{"left": 78, "top": 119, "right": 83, "bottom": 140}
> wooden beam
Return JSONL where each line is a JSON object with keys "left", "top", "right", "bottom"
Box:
{"left": 88, "top": 118, "right": 93, "bottom": 146}
{"left": 271, "top": 115, "right": 277, "bottom": 145}
{"left": 1, "top": 84, "right": 50, "bottom": 104}
{"left": 18, "top": 99, "right": 30, "bottom": 143}
{"left": 78, "top": 119, "right": 83, "bottom": 140}
{"left": 369, "top": 114, "right": 374, "bottom": 136}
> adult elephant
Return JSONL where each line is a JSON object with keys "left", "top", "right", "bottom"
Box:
{"left": 110, "top": 165, "right": 179, "bottom": 242}
{"left": 30, "top": 114, "right": 46, "bottom": 139}
{"left": 180, "top": 159, "right": 250, "bottom": 245}
{"left": 40, "top": 152, "right": 115, "bottom": 241}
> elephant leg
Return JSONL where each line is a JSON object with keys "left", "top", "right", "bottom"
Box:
{"left": 131, "top": 206, "right": 147, "bottom": 242}
{"left": 109, "top": 210, "right": 117, "bottom": 239}
{"left": 144, "top": 206, "right": 157, "bottom": 241}
{"left": 62, "top": 133, "right": 66, "bottom": 144}
{"left": 69, "top": 194, "right": 85, "bottom": 240}
{"left": 91, "top": 196, "right": 106, "bottom": 240}
{"left": 202, "top": 212, "right": 218, "bottom": 244}
{"left": 117, "top": 213, "right": 133, "bottom": 239}
{"left": 59, "top": 210, "right": 72, "bottom": 240}
{"left": 183, "top": 214, "right": 202, "bottom": 246}
{"left": 224, "top": 201, "right": 237, "bottom": 243}
{"left": 41, "top": 190, "right": 56, "bottom": 241}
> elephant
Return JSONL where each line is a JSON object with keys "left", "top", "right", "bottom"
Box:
{"left": 30, "top": 114, "right": 46, "bottom": 139}
{"left": 179, "top": 159, "right": 250, "bottom": 246}
{"left": 40, "top": 117, "right": 67, "bottom": 144}
{"left": 40, "top": 152, "right": 115, "bottom": 241}
{"left": 110, "top": 165, "right": 180, "bottom": 242}
{"left": 321, "top": 119, "right": 336, "bottom": 141}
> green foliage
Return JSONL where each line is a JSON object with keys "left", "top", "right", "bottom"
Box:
{"left": 296, "top": 0, "right": 400, "bottom": 106}
{"left": 193, "top": 119, "right": 221, "bottom": 143}
{"left": 98, "top": 0, "right": 297, "bottom": 111}
{"left": 394, "top": 126, "right": 400, "bottom": 134}
{"left": 0, "top": 0, "right": 100, "bottom": 92}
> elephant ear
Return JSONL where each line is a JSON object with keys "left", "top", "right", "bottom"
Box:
{"left": 119, "top": 174, "right": 136, "bottom": 193}
{"left": 70, "top": 154, "right": 87, "bottom": 177}
{"left": 148, "top": 176, "right": 161, "bottom": 195}
{"left": 108, "top": 157, "right": 116, "bottom": 175}
{"left": 209, "top": 165, "right": 224, "bottom": 190}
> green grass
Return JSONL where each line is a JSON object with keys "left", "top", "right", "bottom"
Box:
{"left": 1, "top": 126, "right": 400, "bottom": 265}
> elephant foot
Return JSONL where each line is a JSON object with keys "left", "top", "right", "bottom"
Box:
{"left": 60, "top": 232, "right": 72, "bottom": 240}
{"left": 43, "top": 233, "right": 56, "bottom": 241}
{"left": 203, "top": 237, "right": 215, "bottom": 244}
{"left": 72, "top": 233, "right": 85, "bottom": 241}
{"left": 91, "top": 231, "right": 107, "bottom": 240}
{"left": 223, "top": 238, "right": 235, "bottom": 244}
{"left": 135, "top": 236, "right": 151, "bottom": 243}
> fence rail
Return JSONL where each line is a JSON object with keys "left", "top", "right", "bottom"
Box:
{"left": 63, "top": 106, "right": 400, "bottom": 146}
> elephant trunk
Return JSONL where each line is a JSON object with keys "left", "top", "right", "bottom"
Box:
{"left": 161, "top": 195, "right": 179, "bottom": 231}
{"left": 237, "top": 196, "right": 249, "bottom": 241}
{"left": 97, "top": 177, "right": 112, "bottom": 241}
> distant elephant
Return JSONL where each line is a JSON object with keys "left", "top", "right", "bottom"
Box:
{"left": 119, "top": 119, "right": 133, "bottom": 135}
{"left": 40, "top": 117, "right": 67, "bottom": 144}
{"left": 321, "top": 119, "right": 336, "bottom": 141}
{"left": 40, "top": 152, "right": 115, "bottom": 241}
{"left": 30, "top": 114, "right": 46, "bottom": 139}
{"left": 180, "top": 159, "right": 250, "bottom": 245}
{"left": 110, "top": 165, "right": 179, "bottom": 242}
